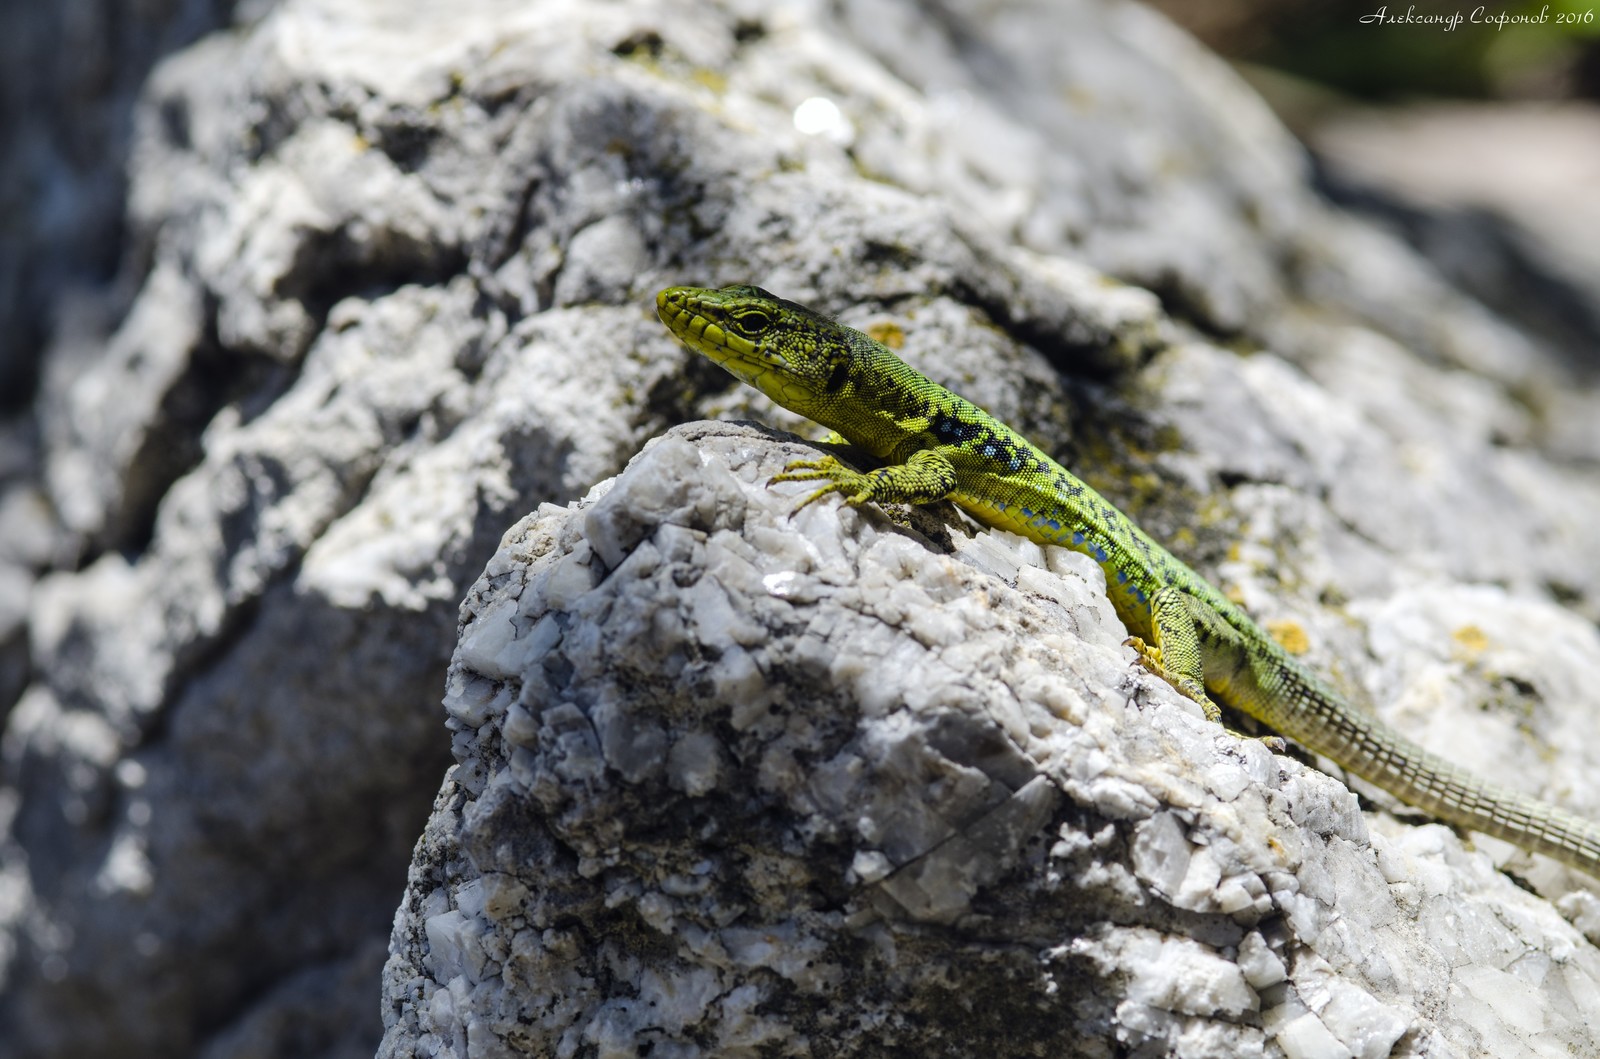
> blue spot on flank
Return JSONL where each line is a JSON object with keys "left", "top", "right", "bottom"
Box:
{"left": 1072, "top": 531, "right": 1086, "bottom": 545}
{"left": 1132, "top": 586, "right": 1148, "bottom": 605}
{"left": 1093, "top": 546, "right": 1108, "bottom": 562}
{"left": 1116, "top": 570, "right": 1127, "bottom": 583}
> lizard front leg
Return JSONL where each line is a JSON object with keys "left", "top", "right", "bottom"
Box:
{"left": 771, "top": 446, "right": 958, "bottom": 513}
{"left": 1126, "top": 585, "right": 1223, "bottom": 723}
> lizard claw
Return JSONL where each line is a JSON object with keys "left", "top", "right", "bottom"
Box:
{"left": 1123, "top": 635, "right": 1164, "bottom": 676}
{"left": 770, "top": 457, "right": 837, "bottom": 484}
{"left": 1124, "top": 635, "right": 1222, "bottom": 723}
{"left": 771, "top": 455, "right": 877, "bottom": 516}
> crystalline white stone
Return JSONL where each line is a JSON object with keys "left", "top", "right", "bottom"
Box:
{"left": 1275, "top": 1012, "right": 1352, "bottom": 1059}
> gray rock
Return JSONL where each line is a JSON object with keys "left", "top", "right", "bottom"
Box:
{"left": 0, "top": 0, "right": 244, "bottom": 402}
{"left": 3, "top": 0, "right": 1599, "bottom": 1056}
{"left": 383, "top": 423, "right": 1600, "bottom": 1058}
{"left": 1312, "top": 101, "right": 1600, "bottom": 382}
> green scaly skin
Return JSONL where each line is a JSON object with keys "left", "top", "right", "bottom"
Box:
{"left": 656, "top": 283, "right": 1600, "bottom": 881}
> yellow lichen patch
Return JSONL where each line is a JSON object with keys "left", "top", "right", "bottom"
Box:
{"left": 1452, "top": 624, "right": 1490, "bottom": 654}
{"left": 690, "top": 67, "right": 727, "bottom": 93}
{"left": 1065, "top": 84, "right": 1098, "bottom": 111}
{"left": 866, "top": 321, "right": 905, "bottom": 349}
{"left": 1266, "top": 619, "right": 1309, "bottom": 655}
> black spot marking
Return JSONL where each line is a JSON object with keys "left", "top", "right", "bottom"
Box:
{"left": 825, "top": 361, "right": 851, "bottom": 393}
{"left": 1052, "top": 474, "right": 1085, "bottom": 498}
{"left": 933, "top": 413, "right": 972, "bottom": 443}
{"left": 612, "top": 30, "right": 664, "bottom": 57}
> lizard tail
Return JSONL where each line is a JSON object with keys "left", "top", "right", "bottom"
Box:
{"left": 1298, "top": 705, "right": 1600, "bottom": 878}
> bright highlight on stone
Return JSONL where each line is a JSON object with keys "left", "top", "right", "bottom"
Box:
{"left": 792, "top": 96, "right": 851, "bottom": 143}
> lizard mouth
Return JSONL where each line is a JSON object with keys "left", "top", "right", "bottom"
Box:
{"left": 657, "top": 288, "right": 756, "bottom": 361}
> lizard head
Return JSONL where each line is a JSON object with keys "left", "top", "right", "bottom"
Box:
{"left": 656, "top": 285, "right": 856, "bottom": 417}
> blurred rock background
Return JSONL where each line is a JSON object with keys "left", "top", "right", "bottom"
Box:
{"left": 1152, "top": 0, "right": 1600, "bottom": 374}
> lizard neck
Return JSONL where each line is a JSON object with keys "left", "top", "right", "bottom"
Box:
{"left": 807, "top": 337, "right": 953, "bottom": 459}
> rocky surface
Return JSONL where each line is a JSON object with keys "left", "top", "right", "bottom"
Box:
{"left": 382, "top": 423, "right": 1600, "bottom": 1058}
{"left": 0, "top": 0, "right": 246, "bottom": 782}
{"left": 0, "top": 0, "right": 243, "bottom": 404}
{"left": 2, "top": 0, "right": 1599, "bottom": 1057}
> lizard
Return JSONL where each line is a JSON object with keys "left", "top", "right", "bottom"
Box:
{"left": 655, "top": 282, "right": 1600, "bottom": 881}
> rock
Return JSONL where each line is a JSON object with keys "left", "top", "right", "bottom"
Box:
{"left": 1312, "top": 102, "right": 1600, "bottom": 377}
{"left": 0, "top": 0, "right": 241, "bottom": 405}
{"left": 382, "top": 423, "right": 1600, "bottom": 1058}
{"left": 3, "top": 0, "right": 1599, "bottom": 1056}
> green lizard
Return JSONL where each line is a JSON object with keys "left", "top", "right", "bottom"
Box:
{"left": 657, "top": 282, "right": 1600, "bottom": 881}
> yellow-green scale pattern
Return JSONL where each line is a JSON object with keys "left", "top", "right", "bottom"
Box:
{"left": 656, "top": 283, "right": 1600, "bottom": 879}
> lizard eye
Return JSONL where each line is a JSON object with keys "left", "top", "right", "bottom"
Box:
{"left": 728, "top": 309, "right": 774, "bottom": 337}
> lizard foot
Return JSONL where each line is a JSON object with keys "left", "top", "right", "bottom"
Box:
{"left": 1123, "top": 636, "right": 1222, "bottom": 723}
{"left": 771, "top": 456, "right": 874, "bottom": 513}
{"left": 1123, "top": 635, "right": 1164, "bottom": 676}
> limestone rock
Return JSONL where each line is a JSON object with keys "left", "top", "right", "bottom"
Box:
{"left": 381, "top": 423, "right": 1600, "bottom": 1058}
